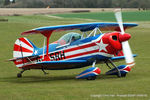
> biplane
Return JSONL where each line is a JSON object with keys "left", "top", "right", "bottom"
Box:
{"left": 9, "top": 10, "right": 138, "bottom": 80}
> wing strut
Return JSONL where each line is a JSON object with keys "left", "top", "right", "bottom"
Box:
{"left": 41, "top": 30, "right": 53, "bottom": 61}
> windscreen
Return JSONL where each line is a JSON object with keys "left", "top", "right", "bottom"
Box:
{"left": 58, "top": 32, "right": 81, "bottom": 45}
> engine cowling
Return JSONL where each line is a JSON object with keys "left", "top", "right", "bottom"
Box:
{"left": 102, "top": 32, "right": 131, "bottom": 55}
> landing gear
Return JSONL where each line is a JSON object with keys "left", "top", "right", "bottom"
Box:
{"left": 105, "top": 59, "right": 126, "bottom": 77}
{"left": 16, "top": 68, "right": 49, "bottom": 78}
{"left": 86, "top": 60, "right": 99, "bottom": 80}
{"left": 117, "top": 73, "right": 126, "bottom": 77}
{"left": 86, "top": 76, "right": 97, "bottom": 80}
{"left": 42, "top": 68, "right": 48, "bottom": 75}
{"left": 17, "top": 73, "right": 22, "bottom": 78}
{"left": 76, "top": 60, "right": 101, "bottom": 80}
{"left": 17, "top": 69, "right": 26, "bottom": 78}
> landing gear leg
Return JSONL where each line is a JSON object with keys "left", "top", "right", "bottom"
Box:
{"left": 17, "top": 69, "right": 26, "bottom": 78}
{"left": 105, "top": 59, "right": 121, "bottom": 77}
{"left": 42, "top": 68, "right": 48, "bottom": 75}
{"left": 92, "top": 60, "right": 96, "bottom": 67}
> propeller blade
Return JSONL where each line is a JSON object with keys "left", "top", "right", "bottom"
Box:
{"left": 122, "top": 41, "right": 135, "bottom": 67}
{"left": 114, "top": 9, "right": 125, "bottom": 34}
{"left": 114, "top": 9, "right": 135, "bottom": 67}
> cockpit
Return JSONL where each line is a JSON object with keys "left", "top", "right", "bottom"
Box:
{"left": 58, "top": 32, "right": 81, "bottom": 45}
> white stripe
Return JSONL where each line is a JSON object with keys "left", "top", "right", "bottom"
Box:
{"left": 92, "top": 34, "right": 104, "bottom": 42}
{"left": 128, "top": 63, "right": 135, "bottom": 67}
{"left": 16, "top": 60, "right": 37, "bottom": 67}
{"left": 44, "top": 41, "right": 96, "bottom": 56}
{"left": 65, "top": 45, "right": 99, "bottom": 57}
{"left": 15, "top": 52, "right": 113, "bottom": 67}
{"left": 93, "top": 72, "right": 99, "bottom": 75}
{"left": 64, "top": 52, "right": 113, "bottom": 61}
{"left": 13, "top": 51, "right": 21, "bottom": 58}
{"left": 13, "top": 51, "right": 33, "bottom": 58}
{"left": 15, "top": 39, "right": 33, "bottom": 51}
{"left": 16, "top": 63, "right": 24, "bottom": 67}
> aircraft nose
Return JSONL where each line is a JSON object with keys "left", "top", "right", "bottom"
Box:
{"left": 119, "top": 33, "right": 131, "bottom": 42}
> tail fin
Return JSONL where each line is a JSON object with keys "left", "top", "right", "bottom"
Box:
{"left": 13, "top": 37, "right": 37, "bottom": 58}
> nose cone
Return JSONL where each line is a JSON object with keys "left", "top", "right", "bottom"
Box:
{"left": 119, "top": 33, "right": 131, "bottom": 42}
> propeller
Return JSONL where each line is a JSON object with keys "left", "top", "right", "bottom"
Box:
{"left": 114, "top": 9, "right": 135, "bottom": 68}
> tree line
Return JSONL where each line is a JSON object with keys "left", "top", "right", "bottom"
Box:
{"left": 0, "top": 0, "right": 150, "bottom": 9}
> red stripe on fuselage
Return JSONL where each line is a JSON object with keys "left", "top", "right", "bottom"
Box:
{"left": 64, "top": 42, "right": 96, "bottom": 53}
{"left": 15, "top": 42, "right": 99, "bottom": 67}
{"left": 66, "top": 49, "right": 99, "bottom": 59}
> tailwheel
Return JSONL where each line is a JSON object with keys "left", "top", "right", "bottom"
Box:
{"left": 17, "top": 69, "right": 26, "bottom": 78}
{"left": 17, "top": 73, "right": 22, "bottom": 78}
{"left": 86, "top": 76, "right": 97, "bottom": 80}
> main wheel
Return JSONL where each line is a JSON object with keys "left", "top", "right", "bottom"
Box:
{"left": 17, "top": 73, "right": 22, "bottom": 78}
{"left": 86, "top": 76, "right": 96, "bottom": 80}
{"left": 121, "top": 73, "right": 126, "bottom": 77}
{"left": 117, "top": 73, "right": 127, "bottom": 77}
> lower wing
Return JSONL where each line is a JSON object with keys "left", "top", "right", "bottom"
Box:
{"left": 20, "top": 60, "right": 89, "bottom": 70}
{"left": 110, "top": 54, "right": 137, "bottom": 61}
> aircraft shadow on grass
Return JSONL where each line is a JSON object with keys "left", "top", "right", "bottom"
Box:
{"left": 0, "top": 74, "right": 118, "bottom": 84}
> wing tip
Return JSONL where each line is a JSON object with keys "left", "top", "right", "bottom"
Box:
{"left": 21, "top": 30, "right": 40, "bottom": 35}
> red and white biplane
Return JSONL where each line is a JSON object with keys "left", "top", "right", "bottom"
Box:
{"left": 9, "top": 10, "right": 138, "bottom": 80}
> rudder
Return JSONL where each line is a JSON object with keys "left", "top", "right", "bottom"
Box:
{"left": 13, "top": 37, "right": 37, "bottom": 58}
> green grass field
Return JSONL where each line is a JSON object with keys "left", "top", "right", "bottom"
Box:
{"left": 53, "top": 11, "right": 150, "bottom": 22}
{"left": 0, "top": 11, "right": 150, "bottom": 100}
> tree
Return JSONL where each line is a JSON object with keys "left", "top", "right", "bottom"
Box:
{"left": 4, "top": 0, "right": 10, "bottom": 5}
{"left": 2, "top": 0, "right": 150, "bottom": 8}
{"left": 12, "top": 0, "right": 15, "bottom": 3}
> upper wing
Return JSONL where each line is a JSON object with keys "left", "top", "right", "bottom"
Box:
{"left": 21, "top": 22, "right": 138, "bottom": 35}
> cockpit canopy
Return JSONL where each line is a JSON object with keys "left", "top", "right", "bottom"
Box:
{"left": 58, "top": 32, "right": 81, "bottom": 45}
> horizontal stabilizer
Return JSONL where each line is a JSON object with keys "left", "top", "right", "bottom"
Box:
{"left": 37, "top": 60, "right": 87, "bottom": 64}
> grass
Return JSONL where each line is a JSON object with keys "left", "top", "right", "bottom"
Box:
{"left": 53, "top": 11, "right": 150, "bottom": 22}
{"left": 0, "top": 11, "right": 150, "bottom": 100}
